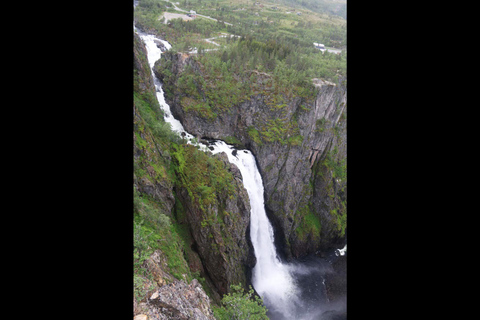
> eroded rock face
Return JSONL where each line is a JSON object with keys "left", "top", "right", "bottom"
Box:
{"left": 175, "top": 151, "right": 255, "bottom": 296}
{"left": 134, "top": 250, "right": 216, "bottom": 320}
{"left": 143, "top": 279, "right": 216, "bottom": 320}
{"left": 155, "top": 52, "right": 347, "bottom": 258}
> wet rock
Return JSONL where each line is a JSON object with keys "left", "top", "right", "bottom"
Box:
{"left": 325, "top": 255, "right": 346, "bottom": 303}
{"left": 154, "top": 39, "right": 167, "bottom": 52}
{"left": 321, "top": 309, "right": 347, "bottom": 320}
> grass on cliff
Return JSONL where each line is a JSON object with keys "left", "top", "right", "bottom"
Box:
{"left": 134, "top": 189, "right": 193, "bottom": 280}
{"left": 295, "top": 204, "right": 321, "bottom": 242}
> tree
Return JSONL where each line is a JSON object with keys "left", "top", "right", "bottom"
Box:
{"left": 221, "top": 50, "right": 229, "bottom": 63}
{"left": 212, "top": 284, "right": 268, "bottom": 320}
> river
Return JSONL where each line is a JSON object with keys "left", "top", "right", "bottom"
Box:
{"left": 136, "top": 28, "right": 346, "bottom": 320}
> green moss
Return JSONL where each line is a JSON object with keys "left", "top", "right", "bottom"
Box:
{"left": 191, "top": 102, "right": 217, "bottom": 120}
{"left": 330, "top": 206, "right": 346, "bottom": 237}
{"left": 171, "top": 143, "right": 236, "bottom": 221}
{"left": 288, "top": 134, "right": 304, "bottom": 146}
{"left": 135, "top": 132, "right": 147, "bottom": 148}
{"left": 315, "top": 118, "right": 326, "bottom": 132}
{"left": 224, "top": 136, "right": 244, "bottom": 148}
{"left": 247, "top": 126, "right": 262, "bottom": 145}
{"left": 295, "top": 205, "right": 321, "bottom": 241}
{"left": 134, "top": 197, "right": 193, "bottom": 287}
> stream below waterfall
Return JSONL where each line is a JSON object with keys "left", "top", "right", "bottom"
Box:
{"left": 137, "top": 28, "right": 346, "bottom": 320}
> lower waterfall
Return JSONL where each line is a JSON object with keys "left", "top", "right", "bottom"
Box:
{"left": 210, "top": 141, "right": 301, "bottom": 319}
{"left": 138, "top": 30, "right": 344, "bottom": 320}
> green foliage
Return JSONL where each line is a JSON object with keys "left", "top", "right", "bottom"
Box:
{"left": 330, "top": 207, "right": 346, "bottom": 237}
{"left": 333, "top": 157, "right": 346, "bottom": 180}
{"left": 275, "top": 0, "right": 346, "bottom": 19}
{"left": 295, "top": 204, "right": 321, "bottom": 241}
{"left": 134, "top": 273, "right": 156, "bottom": 302}
{"left": 247, "top": 126, "right": 262, "bottom": 145}
{"left": 323, "top": 148, "right": 346, "bottom": 181}
{"left": 183, "top": 99, "right": 218, "bottom": 120}
{"left": 134, "top": 194, "right": 193, "bottom": 283}
{"left": 134, "top": 0, "right": 168, "bottom": 33}
{"left": 134, "top": 91, "right": 181, "bottom": 144}
{"left": 213, "top": 284, "right": 269, "bottom": 320}
{"left": 288, "top": 134, "right": 304, "bottom": 146}
{"left": 315, "top": 117, "right": 326, "bottom": 132}
{"left": 171, "top": 143, "right": 236, "bottom": 213}
{"left": 223, "top": 135, "right": 243, "bottom": 148}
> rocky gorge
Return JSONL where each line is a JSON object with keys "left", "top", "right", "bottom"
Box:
{"left": 154, "top": 51, "right": 347, "bottom": 260}
{"left": 135, "top": 31, "right": 257, "bottom": 318}
{"left": 134, "top": 25, "right": 347, "bottom": 319}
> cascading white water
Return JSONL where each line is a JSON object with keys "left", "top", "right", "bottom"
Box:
{"left": 137, "top": 30, "right": 343, "bottom": 319}
{"left": 139, "top": 32, "right": 210, "bottom": 152}
{"left": 138, "top": 30, "right": 301, "bottom": 317}
{"left": 210, "top": 142, "right": 301, "bottom": 319}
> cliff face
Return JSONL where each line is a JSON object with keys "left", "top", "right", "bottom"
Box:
{"left": 134, "top": 32, "right": 175, "bottom": 217}
{"left": 172, "top": 145, "right": 255, "bottom": 296}
{"left": 155, "top": 52, "right": 347, "bottom": 258}
{"left": 134, "top": 32, "right": 255, "bottom": 314}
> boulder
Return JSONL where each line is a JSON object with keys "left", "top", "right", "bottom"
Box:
{"left": 145, "top": 279, "right": 216, "bottom": 320}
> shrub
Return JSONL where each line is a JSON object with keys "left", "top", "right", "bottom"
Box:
{"left": 213, "top": 284, "right": 268, "bottom": 320}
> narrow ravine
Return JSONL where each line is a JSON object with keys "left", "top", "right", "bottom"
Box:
{"left": 137, "top": 29, "right": 345, "bottom": 320}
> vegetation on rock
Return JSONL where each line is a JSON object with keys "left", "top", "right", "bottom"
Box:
{"left": 134, "top": 0, "right": 347, "bottom": 315}
{"left": 212, "top": 284, "right": 269, "bottom": 320}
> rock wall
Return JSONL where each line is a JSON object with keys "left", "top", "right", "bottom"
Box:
{"left": 155, "top": 52, "right": 347, "bottom": 259}
{"left": 135, "top": 250, "right": 216, "bottom": 320}
{"left": 134, "top": 32, "right": 256, "bottom": 315}
{"left": 174, "top": 149, "right": 256, "bottom": 296}
{"left": 134, "top": 32, "right": 175, "bottom": 218}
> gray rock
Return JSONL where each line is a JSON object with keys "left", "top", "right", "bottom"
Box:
{"left": 157, "top": 52, "right": 347, "bottom": 258}
{"left": 146, "top": 279, "right": 216, "bottom": 320}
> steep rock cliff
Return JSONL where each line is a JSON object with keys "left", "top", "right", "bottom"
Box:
{"left": 155, "top": 52, "right": 347, "bottom": 259}
{"left": 172, "top": 143, "right": 255, "bottom": 296}
{"left": 134, "top": 32, "right": 175, "bottom": 218}
{"left": 134, "top": 32, "right": 255, "bottom": 313}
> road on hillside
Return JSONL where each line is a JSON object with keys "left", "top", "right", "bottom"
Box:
{"left": 162, "top": 1, "right": 342, "bottom": 52}
{"left": 164, "top": 0, "right": 233, "bottom": 25}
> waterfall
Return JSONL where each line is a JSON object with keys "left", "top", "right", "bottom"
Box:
{"left": 209, "top": 142, "right": 301, "bottom": 319}
{"left": 137, "top": 30, "right": 342, "bottom": 320}
{"left": 139, "top": 32, "right": 210, "bottom": 152}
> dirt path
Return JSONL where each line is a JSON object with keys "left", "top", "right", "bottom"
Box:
{"left": 161, "top": 12, "right": 195, "bottom": 24}
{"left": 163, "top": 0, "right": 233, "bottom": 26}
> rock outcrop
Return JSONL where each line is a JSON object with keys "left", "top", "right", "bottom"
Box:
{"left": 325, "top": 255, "right": 347, "bottom": 304}
{"left": 135, "top": 249, "right": 216, "bottom": 320}
{"left": 174, "top": 148, "right": 256, "bottom": 296}
{"left": 143, "top": 279, "right": 216, "bottom": 320}
{"left": 155, "top": 52, "right": 347, "bottom": 259}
